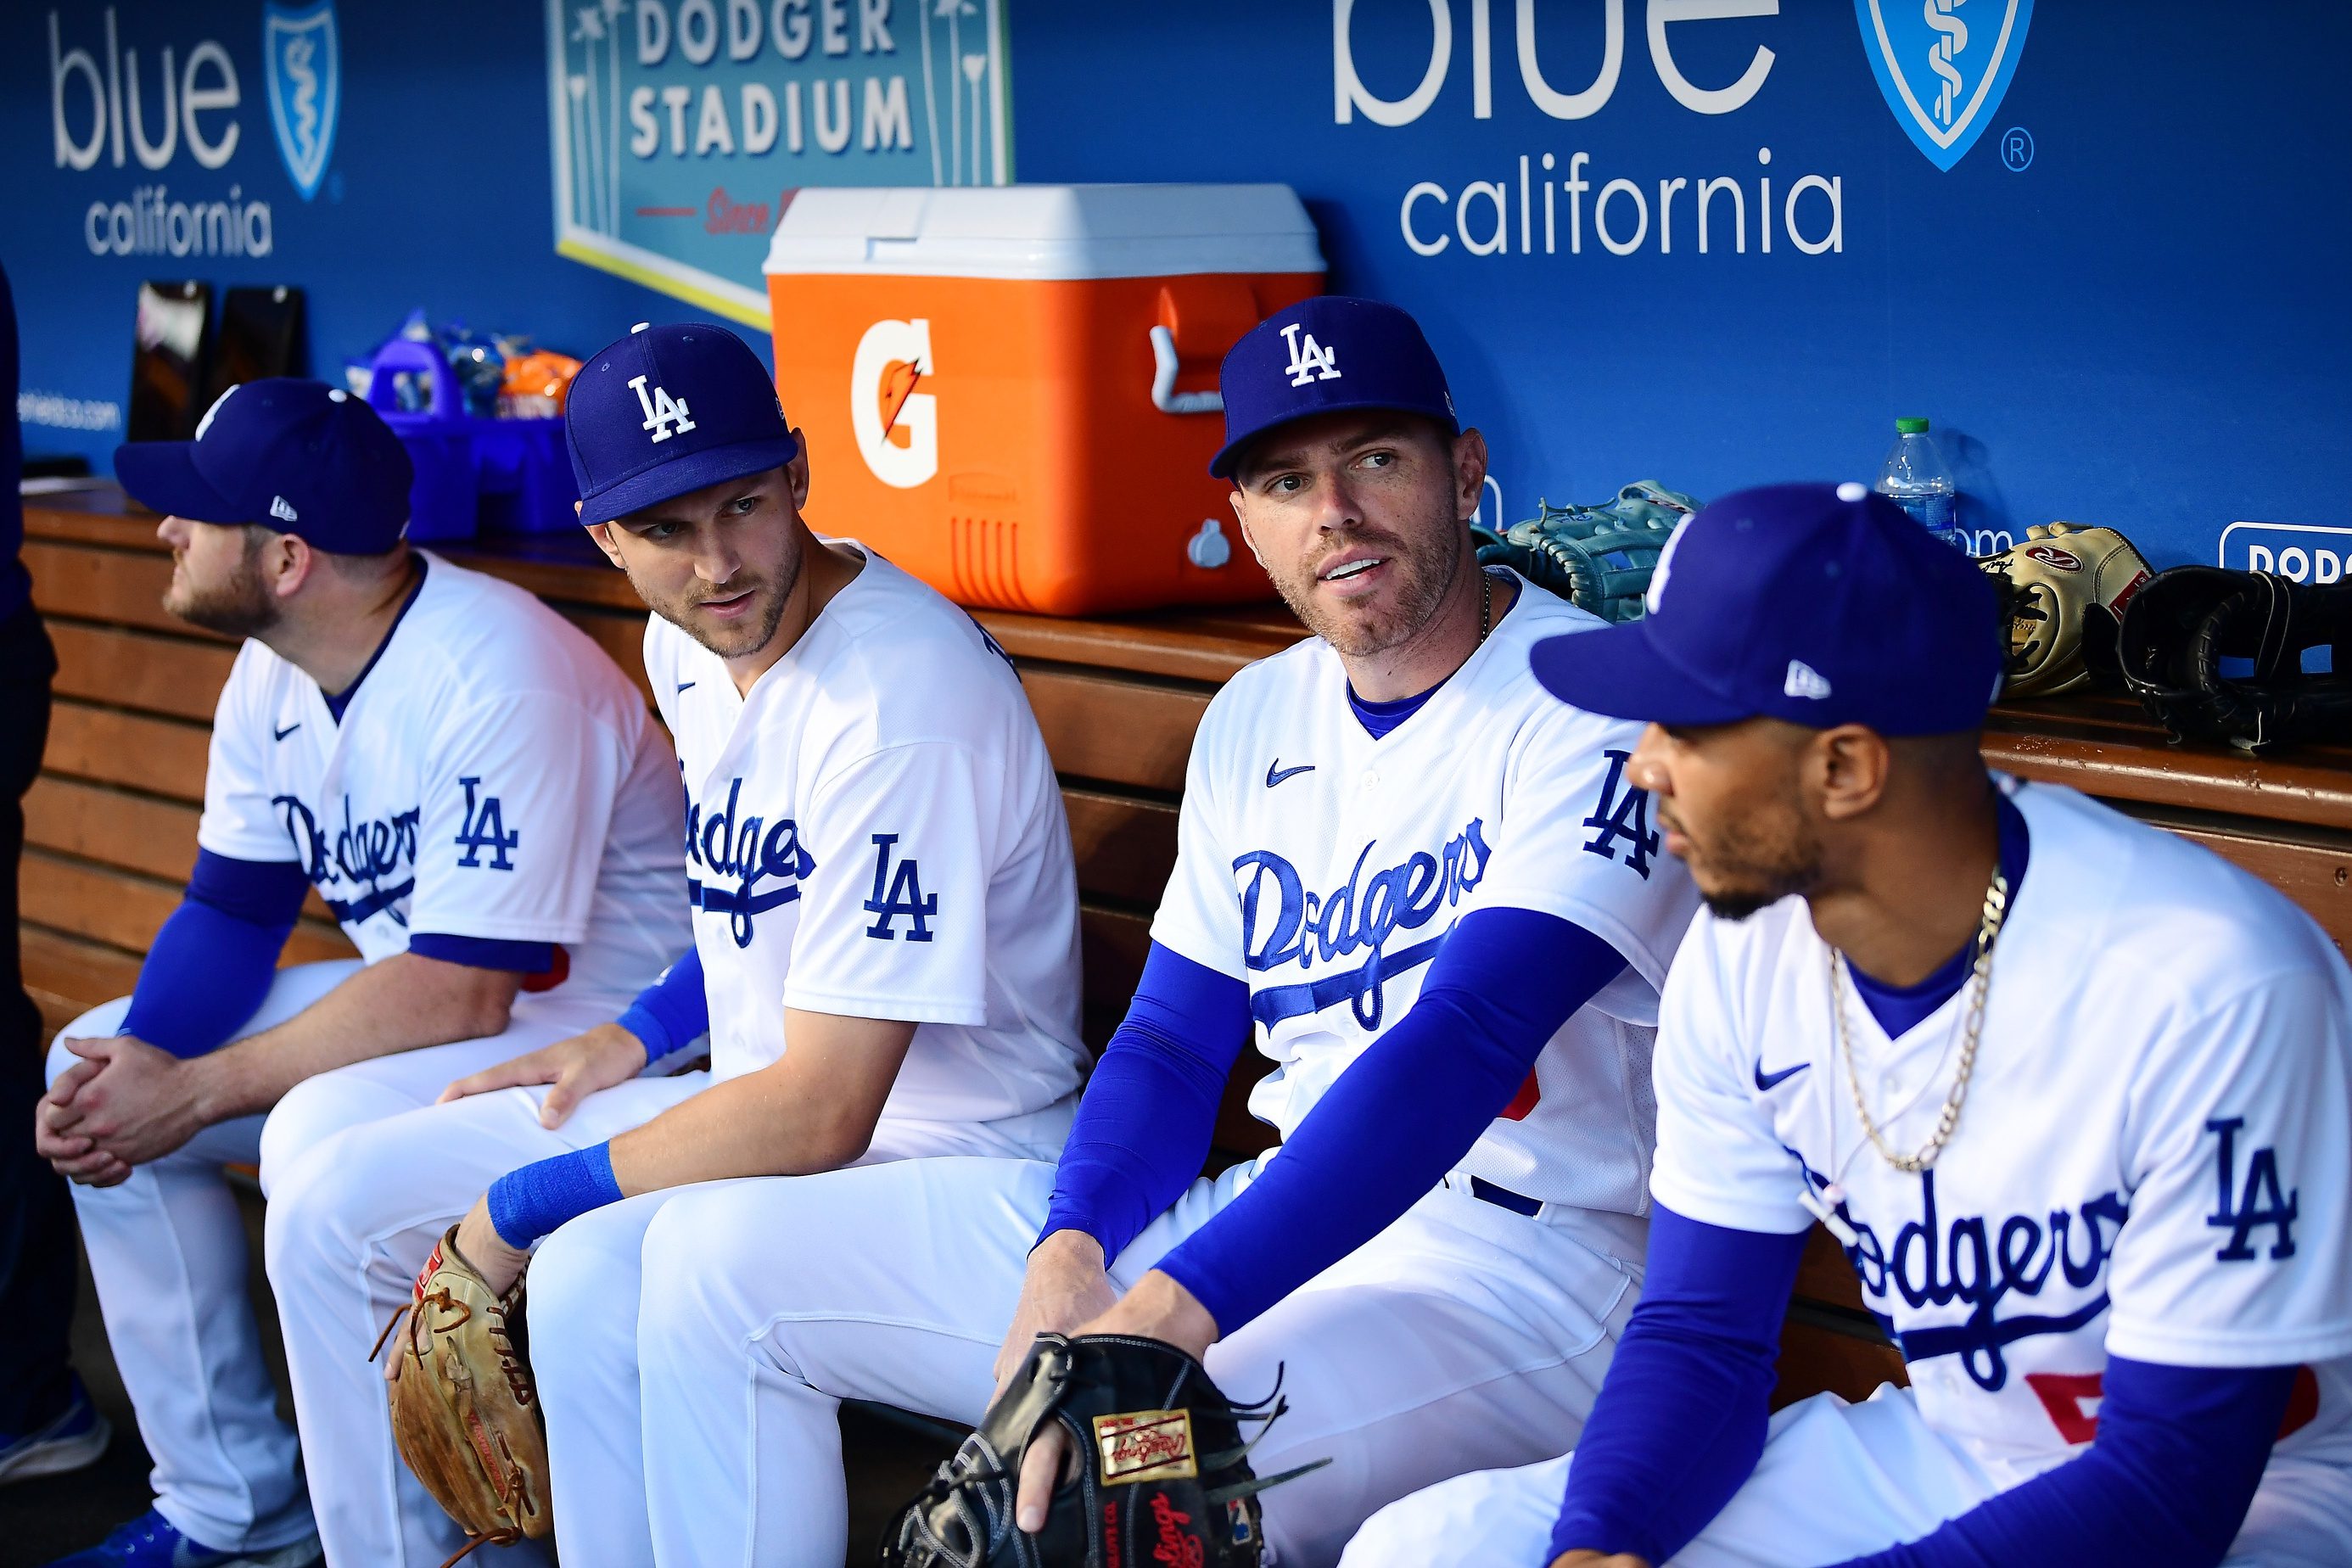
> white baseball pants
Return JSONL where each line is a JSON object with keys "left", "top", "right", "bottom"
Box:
{"left": 262, "top": 1052, "right": 1071, "bottom": 1568}
{"left": 47, "top": 960, "right": 621, "bottom": 1558}
{"left": 613, "top": 1156, "right": 1645, "bottom": 1568}
{"left": 1337, "top": 1383, "right": 2352, "bottom": 1568}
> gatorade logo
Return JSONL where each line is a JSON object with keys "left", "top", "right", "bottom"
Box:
{"left": 850, "top": 318, "right": 938, "bottom": 490}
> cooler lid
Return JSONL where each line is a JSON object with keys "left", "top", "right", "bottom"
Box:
{"left": 763, "top": 184, "right": 1324, "bottom": 281}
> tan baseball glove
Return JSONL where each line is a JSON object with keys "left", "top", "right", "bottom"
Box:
{"left": 371, "top": 1224, "right": 551, "bottom": 1565}
{"left": 1980, "top": 522, "right": 2154, "bottom": 698}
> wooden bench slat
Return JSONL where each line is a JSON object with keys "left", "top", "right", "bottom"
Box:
{"left": 1772, "top": 1317, "right": 1907, "bottom": 1409}
{"left": 20, "top": 925, "right": 145, "bottom": 1034}
{"left": 25, "top": 540, "right": 223, "bottom": 641}
{"left": 1061, "top": 788, "right": 1179, "bottom": 908}
{"left": 26, "top": 775, "right": 202, "bottom": 883}
{"left": 2148, "top": 820, "right": 2352, "bottom": 955}
{"left": 1794, "top": 1225, "right": 1867, "bottom": 1314}
{"left": 21, "top": 848, "right": 352, "bottom": 965}
{"left": 50, "top": 620, "right": 235, "bottom": 723}
{"left": 1024, "top": 669, "right": 1207, "bottom": 793}
{"left": 979, "top": 606, "right": 1303, "bottom": 686}
{"left": 45, "top": 703, "right": 215, "bottom": 802}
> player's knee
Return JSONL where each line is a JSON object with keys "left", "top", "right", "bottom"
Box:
{"left": 260, "top": 1123, "right": 395, "bottom": 1281}
{"left": 258, "top": 1067, "right": 389, "bottom": 1193}
{"left": 636, "top": 1188, "right": 763, "bottom": 1336}
{"left": 1337, "top": 1482, "right": 1472, "bottom": 1567}
{"left": 44, "top": 998, "right": 128, "bottom": 1089}
{"left": 527, "top": 1207, "right": 648, "bottom": 1376}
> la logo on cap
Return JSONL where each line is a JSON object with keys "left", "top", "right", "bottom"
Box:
{"left": 630, "top": 374, "right": 697, "bottom": 444}
{"left": 1280, "top": 322, "right": 1341, "bottom": 388}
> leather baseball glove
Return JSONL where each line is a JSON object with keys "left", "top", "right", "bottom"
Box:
{"left": 1978, "top": 522, "right": 2153, "bottom": 698}
{"left": 880, "top": 1334, "right": 1323, "bottom": 1568}
{"left": 371, "top": 1224, "right": 550, "bottom": 1565}
{"left": 1470, "top": 480, "right": 1701, "bottom": 623}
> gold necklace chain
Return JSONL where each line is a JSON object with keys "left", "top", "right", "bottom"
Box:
{"left": 1828, "top": 866, "right": 2010, "bottom": 1173}
{"left": 1477, "top": 568, "right": 1493, "bottom": 644}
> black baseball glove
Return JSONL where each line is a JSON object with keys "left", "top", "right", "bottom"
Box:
{"left": 879, "top": 1334, "right": 1322, "bottom": 1568}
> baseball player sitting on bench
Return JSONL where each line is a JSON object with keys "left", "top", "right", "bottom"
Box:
{"left": 1342, "top": 483, "right": 2352, "bottom": 1568}
{"left": 260, "top": 322, "right": 1089, "bottom": 1565}
{"left": 32, "top": 380, "right": 691, "bottom": 1568}
{"left": 605, "top": 296, "right": 1705, "bottom": 1568}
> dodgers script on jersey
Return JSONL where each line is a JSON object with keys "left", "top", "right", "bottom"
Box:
{"left": 1652, "top": 779, "right": 2352, "bottom": 1484}
{"left": 197, "top": 555, "right": 687, "bottom": 1004}
{"left": 642, "top": 544, "right": 1085, "bottom": 1124}
{"left": 1152, "top": 572, "right": 1702, "bottom": 1217}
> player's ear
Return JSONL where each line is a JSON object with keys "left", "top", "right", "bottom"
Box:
{"left": 1451, "top": 427, "right": 1489, "bottom": 523}
{"left": 1226, "top": 486, "right": 1266, "bottom": 570}
{"left": 268, "top": 530, "right": 316, "bottom": 601}
{"left": 1814, "top": 725, "right": 1891, "bottom": 821}
{"left": 785, "top": 434, "right": 812, "bottom": 511}
{"left": 582, "top": 522, "right": 625, "bottom": 569}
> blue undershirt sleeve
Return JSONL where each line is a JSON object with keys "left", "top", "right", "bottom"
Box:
{"left": 615, "top": 947, "right": 710, "bottom": 1065}
{"left": 1828, "top": 1358, "right": 2298, "bottom": 1568}
{"left": 1039, "top": 943, "right": 1252, "bottom": 1264}
{"left": 120, "top": 849, "right": 309, "bottom": 1059}
{"left": 1155, "top": 907, "right": 1627, "bottom": 1335}
{"left": 1547, "top": 1205, "right": 1806, "bottom": 1565}
{"left": 406, "top": 932, "right": 557, "bottom": 975}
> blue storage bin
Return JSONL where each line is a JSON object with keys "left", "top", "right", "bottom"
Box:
{"left": 366, "top": 339, "right": 578, "bottom": 542}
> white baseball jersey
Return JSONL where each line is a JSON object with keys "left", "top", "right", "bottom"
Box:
{"left": 1653, "top": 776, "right": 2352, "bottom": 1482}
{"left": 642, "top": 543, "right": 1085, "bottom": 1123}
{"left": 197, "top": 553, "right": 689, "bottom": 1006}
{"left": 1152, "top": 573, "right": 1703, "bottom": 1215}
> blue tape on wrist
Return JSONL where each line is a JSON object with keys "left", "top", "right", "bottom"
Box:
{"left": 485, "top": 1143, "right": 624, "bottom": 1250}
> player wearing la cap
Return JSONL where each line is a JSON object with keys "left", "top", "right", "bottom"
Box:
{"left": 619, "top": 296, "right": 1701, "bottom": 1567}
{"left": 30, "top": 380, "right": 689, "bottom": 1568}
{"left": 1341, "top": 483, "right": 2352, "bottom": 1568}
{"left": 256, "top": 320, "right": 1088, "bottom": 1565}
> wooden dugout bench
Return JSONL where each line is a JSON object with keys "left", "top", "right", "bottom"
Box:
{"left": 20, "top": 487, "right": 2352, "bottom": 1412}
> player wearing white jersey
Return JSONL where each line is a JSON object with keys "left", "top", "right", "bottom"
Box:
{"left": 619, "top": 297, "right": 1701, "bottom": 1567}
{"left": 1344, "top": 484, "right": 2352, "bottom": 1568}
{"left": 250, "top": 322, "right": 1086, "bottom": 1567}
{"left": 32, "top": 381, "right": 687, "bottom": 1568}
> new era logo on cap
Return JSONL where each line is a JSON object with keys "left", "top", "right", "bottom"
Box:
{"left": 1784, "top": 659, "right": 1833, "bottom": 700}
{"left": 1210, "top": 296, "right": 1459, "bottom": 479}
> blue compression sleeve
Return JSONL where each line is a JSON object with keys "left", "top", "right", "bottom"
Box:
{"left": 407, "top": 932, "right": 557, "bottom": 974}
{"left": 1040, "top": 944, "right": 1251, "bottom": 1263}
{"left": 1156, "top": 908, "right": 1627, "bottom": 1334}
{"left": 485, "top": 1143, "right": 626, "bottom": 1250}
{"left": 1829, "top": 1358, "right": 2299, "bottom": 1568}
{"left": 1548, "top": 1205, "right": 1806, "bottom": 1565}
{"left": 121, "top": 850, "right": 308, "bottom": 1058}
{"left": 615, "top": 948, "right": 711, "bottom": 1063}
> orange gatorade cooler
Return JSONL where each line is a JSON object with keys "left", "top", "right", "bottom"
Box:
{"left": 763, "top": 185, "right": 1324, "bottom": 616}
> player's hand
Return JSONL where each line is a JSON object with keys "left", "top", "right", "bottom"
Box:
{"left": 438, "top": 1022, "right": 649, "bottom": 1128}
{"left": 993, "top": 1229, "right": 1119, "bottom": 1393}
{"left": 1011, "top": 1267, "right": 1219, "bottom": 1535}
{"left": 34, "top": 1055, "right": 130, "bottom": 1185}
{"left": 1548, "top": 1555, "right": 1651, "bottom": 1568}
{"left": 452, "top": 1194, "right": 530, "bottom": 1299}
{"left": 52, "top": 1035, "right": 203, "bottom": 1173}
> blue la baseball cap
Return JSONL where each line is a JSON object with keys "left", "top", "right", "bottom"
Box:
{"left": 1532, "top": 482, "right": 2004, "bottom": 736}
{"left": 566, "top": 322, "right": 799, "bottom": 524}
{"left": 1209, "top": 296, "right": 1458, "bottom": 479}
{"left": 113, "top": 378, "right": 414, "bottom": 554}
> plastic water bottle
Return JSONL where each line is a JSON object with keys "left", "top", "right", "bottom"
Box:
{"left": 1875, "top": 417, "right": 1963, "bottom": 550}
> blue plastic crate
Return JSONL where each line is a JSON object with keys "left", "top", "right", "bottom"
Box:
{"left": 366, "top": 339, "right": 578, "bottom": 542}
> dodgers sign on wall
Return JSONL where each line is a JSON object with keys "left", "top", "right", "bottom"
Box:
{"left": 546, "top": 0, "right": 1011, "bottom": 328}
{"left": 263, "top": 0, "right": 341, "bottom": 201}
{"left": 1856, "top": 0, "right": 2034, "bottom": 171}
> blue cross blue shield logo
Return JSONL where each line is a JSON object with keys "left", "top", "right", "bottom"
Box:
{"left": 263, "top": 0, "right": 340, "bottom": 200}
{"left": 1856, "top": 0, "right": 2035, "bottom": 171}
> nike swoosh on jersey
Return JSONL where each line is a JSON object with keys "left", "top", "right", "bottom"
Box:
{"left": 1754, "top": 1059, "right": 1810, "bottom": 1091}
{"left": 1265, "top": 760, "right": 1315, "bottom": 788}
{"left": 677, "top": 680, "right": 697, "bottom": 693}
{"left": 272, "top": 721, "right": 302, "bottom": 742}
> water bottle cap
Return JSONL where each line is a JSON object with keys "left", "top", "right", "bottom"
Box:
{"left": 1896, "top": 417, "right": 1931, "bottom": 434}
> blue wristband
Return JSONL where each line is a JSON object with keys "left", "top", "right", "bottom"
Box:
{"left": 484, "top": 1143, "right": 624, "bottom": 1250}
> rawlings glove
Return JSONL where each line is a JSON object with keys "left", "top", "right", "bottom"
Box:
{"left": 1978, "top": 522, "right": 2153, "bottom": 699}
{"left": 371, "top": 1224, "right": 550, "bottom": 1566}
{"left": 1470, "top": 480, "right": 1700, "bottom": 623}
{"left": 881, "top": 1334, "right": 1323, "bottom": 1568}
